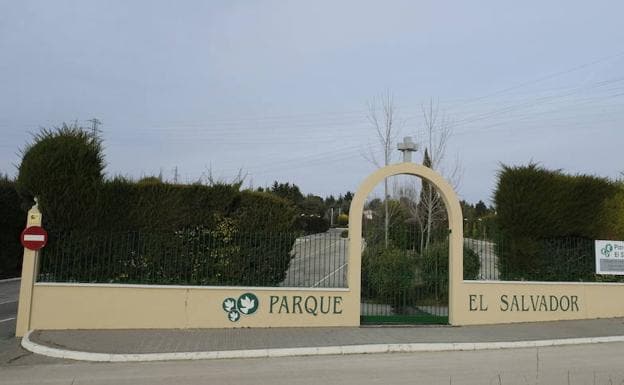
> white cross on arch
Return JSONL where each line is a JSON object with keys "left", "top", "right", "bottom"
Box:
{"left": 397, "top": 136, "right": 418, "bottom": 163}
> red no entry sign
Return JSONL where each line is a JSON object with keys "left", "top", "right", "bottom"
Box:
{"left": 21, "top": 226, "right": 48, "bottom": 251}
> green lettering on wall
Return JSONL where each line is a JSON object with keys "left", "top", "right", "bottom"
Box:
{"left": 500, "top": 295, "right": 509, "bottom": 311}
{"left": 269, "top": 296, "right": 279, "bottom": 313}
{"left": 333, "top": 296, "right": 343, "bottom": 314}
{"left": 469, "top": 294, "right": 477, "bottom": 311}
{"left": 292, "top": 296, "right": 303, "bottom": 314}
{"left": 279, "top": 296, "right": 290, "bottom": 314}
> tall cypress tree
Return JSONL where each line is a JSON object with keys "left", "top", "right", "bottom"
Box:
{"left": 417, "top": 149, "right": 441, "bottom": 251}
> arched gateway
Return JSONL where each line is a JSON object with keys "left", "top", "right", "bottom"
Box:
{"left": 348, "top": 163, "right": 464, "bottom": 325}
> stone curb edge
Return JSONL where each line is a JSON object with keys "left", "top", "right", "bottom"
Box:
{"left": 21, "top": 331, "right": 624, "bottom": 363}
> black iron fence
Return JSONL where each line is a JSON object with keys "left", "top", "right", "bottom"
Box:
{"left": 359, "top": 228, "right": 454, "bottom": 323}
{"left": 37, "top": 230, "right": 348, "bottom": 288}
{"left": 36, "top": 227, "right": 621, "bottom": 290}
{"left": 464, "top": 234, "right": 624, "bottom": 283}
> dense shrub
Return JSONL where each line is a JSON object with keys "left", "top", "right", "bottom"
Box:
{"left": 18, "top": 126, "right": 299, "bottom": 286}
{"left": 16, "top": 125, "right": 104, "bottom": 232}
{"left": 336, "top": 213, "right": 349, "bottom": 227}
{"left": 494, "top": 164, "right": 624, "bottom": 280}
{"left": 362, "top": 244, "right": 417, "bottom": 309}
{"left": 0, "top": 178, "right": 24, "bottom": 278}
{"left": 38, "top": 185, "right": 298, "bottom": 286}
{"left": 495, "top": 164, "right": 624, "bottom": 240}
{"left": 362, "top": 240, "right": 478, "bottom": 308}
{"left": 421, "top": 242, "right": 480, "bottom": 300}
{"left": 295, "top": 215, "right": 330, "bottom": 235}
{"left": 94, "top": 179, "right": 241, "bottom": 232}
{"left": 495, "top": 236, "right": 621, "bottom": 282}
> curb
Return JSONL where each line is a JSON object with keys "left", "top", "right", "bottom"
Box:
{"left": 0, "top": 277, "right": 20, "bottom": 283}
{"left": 21, "top": 331, "right": 624, "bottom": 363}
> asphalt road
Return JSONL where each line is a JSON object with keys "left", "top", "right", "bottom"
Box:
{"left": 465, "top": 238, "right": 500, "bottom": 280}
{"left": 280, "top": 228, "right": 348, "bottom": 288}
{"left": 0, "top": 279, "right": 19, "bottom": 337}
{"left": 0, "top": 279, "right": 25, "bottom": 366}
{"left": 3, "top": 342, "right": 624, "bottom": 384}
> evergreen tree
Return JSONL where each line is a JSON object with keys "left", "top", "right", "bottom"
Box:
{"left": 417, "top": 149, "right": 443, "bottom": 251}
{"left": 269, "top": 181, "right": 304, "bottom": 206}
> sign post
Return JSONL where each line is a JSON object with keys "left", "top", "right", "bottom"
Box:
{"left": 595, "top": 240, "right": 624, "bottom": 275}
{"left": 20, "top": 226, "right": 48, "bottom": 251}
{"left": 16, "top": 202, "right": 44, "bottom": 337}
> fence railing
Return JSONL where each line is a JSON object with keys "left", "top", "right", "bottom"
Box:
{"left": 464, "top": 235, "right": 624, "bottom": 283}
{"left": 37, "top": 230, "right": 348, "bottom": 288}
{"left": 36, "top": 228, "right": 618, "bottom": 288}
{"left": 359, "top": 224, "right": 621, "bottom": 284}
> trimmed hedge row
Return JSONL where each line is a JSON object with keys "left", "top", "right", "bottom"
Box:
{"left": 35, "top": 182, "right": 298, "bottom": 285}
{"left": 92, "top": 180, "right": 296, "bottom": 234}
{"left": 0, "top": 178, "right": 23, "bottom": 279}
{"left": 16, "top": 127, "right": 299, "bottom": 286}
{"left": 495, "top": 164, "right": 624, "bottom": 239}
{"left": 494, "top": 164, "right": 624, "bottom": 281}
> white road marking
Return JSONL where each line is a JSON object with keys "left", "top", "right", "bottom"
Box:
{"left": 313, "top": 262, "right": 348, "bottom": 287}
{"left": 0, "top": 317, "right": 16, "bottom": 323}
{"left": 0, "top": 300, "right": 18, "bottom": 305}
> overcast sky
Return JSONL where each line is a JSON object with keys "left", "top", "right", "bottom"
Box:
{"left": 1, "top": 1, "right": 623, "bottom": 204}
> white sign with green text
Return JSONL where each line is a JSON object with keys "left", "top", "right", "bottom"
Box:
{"left": 595, "top": 240, "right": 624, "bottom": 275}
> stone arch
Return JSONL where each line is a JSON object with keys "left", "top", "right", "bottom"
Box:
{"left": 347, "top": 163, "right": 464, "bottom": 324}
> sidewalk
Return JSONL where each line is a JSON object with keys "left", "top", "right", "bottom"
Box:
{"left": 22, "top": 317, "right": 624, "bottom": 362}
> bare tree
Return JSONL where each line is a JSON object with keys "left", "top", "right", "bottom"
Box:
{"left": 364, "top": 90, "right": 402, "bottom": 247}
{"left": 398, "top": 99, "right": 462, "bottom": 251}
{"left": 198, "top": 164, "right": 248, "bottom": 189}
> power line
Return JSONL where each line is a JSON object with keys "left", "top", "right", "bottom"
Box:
{"left": 443, "top": 50, "right": 624, "bottom": 108}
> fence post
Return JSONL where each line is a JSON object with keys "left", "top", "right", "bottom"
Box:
{"left": 15, "top": 199, "right": 43, "bottom": 337}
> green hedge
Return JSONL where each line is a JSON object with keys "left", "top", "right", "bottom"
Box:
{"left": 294, "top": 215, "right": 330, "bottom": 235}
{"left": 494, "top": 164, "right": 624, "bottom": 280}
{"left": 495, "top": 164, "right": 624, "bottom": 239}
{"left": 421, "top": 242, "right": 480, "bottom": 301}
{"left": 361, "top": 241, "right": 479, "bottom": 308}
{"left": 17, "top": 127, "right": 299, "bottom": 286}
{"left": 365, "top": 246, "right": 417, "bottom": 307}
{"left": 336, "top": 213, "right": 349, "bottom": 227}
{"left": 35, "top": 183, "right": 298, "bottom": 285}
{"left": 0, "top": 178, "right": 24, "bottom": 279}
{"left": 16, "top": 125, "right": 105, "bottom": 233}
{"left": 496, "top": 236, "right": 594, "bottom": 282}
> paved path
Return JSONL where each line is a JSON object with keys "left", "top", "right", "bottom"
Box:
{"left": 0, "top": 279, "right": 19, "bottom": 333}
{"left": 24, "top": 317, "right": 624, "bottom": 355}
{"left": 4, "top": 342, "right": 624, "bottom": 384}
{"left": 280, "top": 229, "right": 348, "bottom": 288}
{"left": 465, "top": 238, "right": 500, "bottom": 280}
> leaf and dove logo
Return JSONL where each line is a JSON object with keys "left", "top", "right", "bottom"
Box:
{"left": 222, "top": 293, "right": 259, "bottom": 322}
{"left": 601, "top": 243, "right": 614, "bottom": 257}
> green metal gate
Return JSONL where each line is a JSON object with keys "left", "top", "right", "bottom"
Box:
{"left": 360, "top": 226, "right": 449, "bottom": 325}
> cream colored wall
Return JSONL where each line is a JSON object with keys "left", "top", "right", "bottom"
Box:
{"left": 30, "top": 283, "right": 357, "bottom": 330}
{"left": 453, "top": 281, "right": 624, "bottom": 325}
{"left": 17, "top": 162, "right": 624, "bottom": 334}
